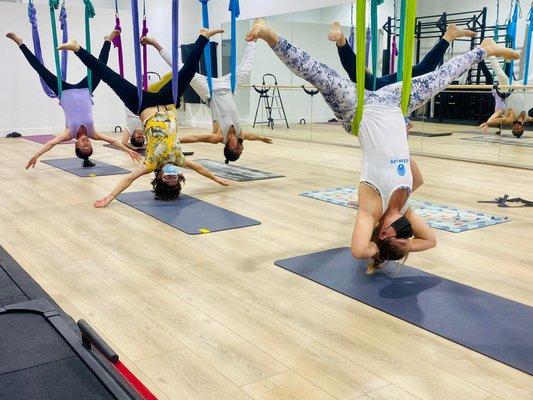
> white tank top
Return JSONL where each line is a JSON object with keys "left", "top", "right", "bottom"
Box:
{"left": 358, "top": 104, "right": 412, "bottom": 214}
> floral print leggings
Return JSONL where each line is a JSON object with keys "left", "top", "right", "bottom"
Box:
{"left": 271, "top": 37, "right": 487, "bottom": 133}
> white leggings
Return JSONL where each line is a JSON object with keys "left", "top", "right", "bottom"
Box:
{"left": 271, "top": 37, "right": 487, "bottom": 132}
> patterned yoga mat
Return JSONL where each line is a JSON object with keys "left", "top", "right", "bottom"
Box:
{"left": 300, "top": 186, "right": 510, "bottom": 233}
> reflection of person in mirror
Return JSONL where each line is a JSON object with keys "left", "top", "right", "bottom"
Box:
{"left": 246, "top": 18, "right": 519, "bottom": 272}
{"left": 140, "top": 36, "right": 273, "bottom": 165}
{"left": 478, "top": 57, "right": 533, "bottom": 138}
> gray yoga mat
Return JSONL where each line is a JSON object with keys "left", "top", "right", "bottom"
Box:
{"left": 117, "top": 190, "right": 260, "bottom": 234}
{"left": 41, "top": 158, "right": 130, "bottom": 177}
{"left": 275, "top": 247, "right": 533, "bottom": 375}
{"left": 409, "top": 131, "right": 453, "bottom": 137}
{"left": 461, "top": 135, "right": 533, "bottom": 147}
{"left": 194, "top": 159, "right": 284, "bottom": 181}
{"left": 23, "top": 134, "right": 75, "bottom": 145}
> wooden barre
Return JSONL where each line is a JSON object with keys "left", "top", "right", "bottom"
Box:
{"left": 242, "top": 84, "right": 533, "bottom": 91}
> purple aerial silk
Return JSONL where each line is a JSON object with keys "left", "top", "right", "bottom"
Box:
{"left": 171, "top": 0, "right": 179, "bottom": 105}
{"left": 113, "top": 16, "right": 124, "bottom": 77}
{"left": 365, "top": 26, "right": 371, "bottom": 68}
{"left": 130, "top": 0, "right": 143, "bottom": 114}
{"left": 390, "top": 34, "right": 398, "bottom": 73}
{"left": 142, "top": 16, "right": 149, "bottom": 90}
{"left": 59, "top": 4, "right": 68, "bottom": 82}
{"left": 28, "top": 2, "right": 57, "bottom": 98}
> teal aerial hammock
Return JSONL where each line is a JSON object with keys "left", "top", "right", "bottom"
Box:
{"left": 506, "top": 0, "right": 520, "bottom": 84}
{"left": 524, "top": 3, "right": 533, "bottom": 84}
{"left": 48, "top": 0, "right": 63, "bottom": 97}
{"left": 83, "top": 0, "right": 95, "bottom": 93}
{"left": 352, "top": 0, "right": 416, "bottom": 135}
{"left": 199, "top": 0, "right": 213, "bottom": 95}
{"left": 228, "top": 0, "right": 240, "bottom": 93}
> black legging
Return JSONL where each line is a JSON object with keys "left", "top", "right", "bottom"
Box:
{"left": 338, "top": 38, "right": 450, "bottom": 90}
{"left": 19, "top": 40, "right": 111, "bottom": 95}
{"left": 74, "top": 35, "right": 208, "bottom": 115}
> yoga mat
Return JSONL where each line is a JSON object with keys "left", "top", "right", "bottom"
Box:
{"left": 275, "top": 247, "right": 533, "bottom": 375}
{"left": 194, "top": 159, "right": 284, "bottom": 182}
{"left": 103, "top": 143, "right": 194, "bottom": 157}
{"left": 23, "top": 134, "right": 75, "bottom": 145}
{"left": 117, "top": 190, "right": 260, "bottom": 234}
{"left": 41, "top": 158, "right": 130, "bottom": 177}
{"left": 409, "top": 131, "right": 453, "bottom": 137}
{"left": 300, "top": 186, "right": 510, "bottom": 233}
{"left": 461, "top": 135, "right": 533, "bottom": 147}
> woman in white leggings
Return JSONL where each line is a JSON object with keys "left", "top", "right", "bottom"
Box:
{"left": 247, "top": 19, "right": 519, "bottom": 272}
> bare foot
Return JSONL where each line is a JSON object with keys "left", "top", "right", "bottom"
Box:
{"left": 443, "top": 23, "right": 476, "bottom": 42}
{"left": 481, "top": 38, "right": 520, "bottom": 60}
{"left": 58, "top": 40, "right": 80, "bottom": 52}
{"left": 105, "top": 29, "right": 120, "bottom": 42}
{"left": 200, "top": 28, "right": 224, "bottom": 39}
{"left": 6, "top": 32, "right": 23, "bottom": 46}
{"left": 328, "top": 21, "right": 346, "bottom": 47}
{"left": 246, "top": 18, "right": 278, "bottom": 46}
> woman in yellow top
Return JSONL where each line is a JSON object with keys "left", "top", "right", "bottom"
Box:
{"left": 93, "top": 105, "right": 230, "bottom": 208}
{"left": 57, "top": 28, "right": 231, "bottom": 208}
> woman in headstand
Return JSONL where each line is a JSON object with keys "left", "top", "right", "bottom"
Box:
{"left": 140, "top": 36, "right": 273, "bottom": 164}
{"left": 6, "top": 30, "right": 141, "bottom": 168}
{"left": 246, "top": 19, "right": 519, "bottom": 272}
{"left": 58, "top": 28, "right": 230, "bottom": 208}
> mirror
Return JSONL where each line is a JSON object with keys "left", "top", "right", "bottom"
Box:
{"left": 219, "top": 2, "right": 533, "bottom": 169}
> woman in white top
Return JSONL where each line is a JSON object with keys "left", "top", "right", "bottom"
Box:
{"left": 479, "top": 57, "right": 533, "bottom": 138}
{"left": 140, "top": 36, "right": 273, "bottom": 164}
{"left": 123, "top": 108, "right": 146, "bottom": 149}
{"left": 247, "top": 18, "right": 519, "bottom": 272}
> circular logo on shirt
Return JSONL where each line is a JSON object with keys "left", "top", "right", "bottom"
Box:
{"left": 397, "top": 163, "right": 406, "bottom": 176}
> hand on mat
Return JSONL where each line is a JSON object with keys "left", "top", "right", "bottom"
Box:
{"left": 93, "top": 194, "right": 114, "bottom": 208}
{"left": 216, "top": 178, "right": 231, "bottom": 186}
{"left": 129, "top": 150, "right": 143, "bottom": 162}
{"left": 26, "top": 155, "right": 38, "bottom": 169}
{"left": 261, "top": 137, "right": 273, "bottom": 144}
{"left": 478, "top": 122, "right": 489, "bottom": 134}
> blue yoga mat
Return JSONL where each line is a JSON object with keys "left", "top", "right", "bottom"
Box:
{"left": 275, "top": 247, "right": 533, "bottom": 375}
{"left": 42, "top": 158, "right": 129, "bottom": 177}
{"left": 117, "top": 191, "right": 260, "bottom": 235}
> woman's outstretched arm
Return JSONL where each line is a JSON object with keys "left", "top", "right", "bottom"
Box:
{"left": 94, "top": 164, "right": 149, "bottom": 208}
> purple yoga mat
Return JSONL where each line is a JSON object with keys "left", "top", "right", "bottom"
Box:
{"left": 23, "top": 135, "right": 75, "bottom": 145}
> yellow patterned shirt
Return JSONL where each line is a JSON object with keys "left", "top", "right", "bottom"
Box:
{"left": 143, "top": 106, "right": 185, "bottom": 173}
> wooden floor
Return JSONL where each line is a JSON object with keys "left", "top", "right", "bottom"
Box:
{"left": 0, "top": 128, "right": 532, "bottom": 400}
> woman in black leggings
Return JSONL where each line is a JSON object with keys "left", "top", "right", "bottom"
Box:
{"left": 328, "top": 22, "right": 477, "bottom": 90}
{"left": 59, "top": 28, "right": 231, "bottom": 208}
{"left": 7, "top": 30, "right": 140, "bottom": 168}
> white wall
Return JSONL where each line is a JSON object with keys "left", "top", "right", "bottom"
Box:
{"left": 0, "top": 0, "right": 202, "bottom": 134}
